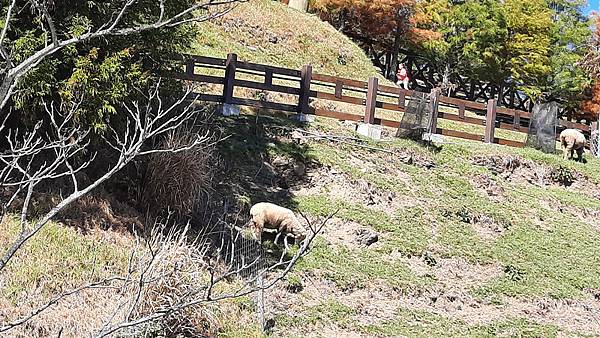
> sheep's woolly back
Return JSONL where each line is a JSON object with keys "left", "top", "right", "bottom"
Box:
{"left": 249, "top": 202, "right": 307, "bottom": 240}
{"left": 560, "top": 129, "right": 586, "bottom": 148}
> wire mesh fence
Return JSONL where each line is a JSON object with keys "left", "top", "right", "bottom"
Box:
{"left": 591, "top": 129, "right": 600, "bottom": 158}
{"left": 525, "top": 102, "right": 558, "bottom": 154}
{"left": 221, "top": 226, "right": 270, "bottom": 330}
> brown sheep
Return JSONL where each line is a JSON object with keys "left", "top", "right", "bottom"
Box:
{"left": 247, "top": 202, "right": 307, "bottom": 250}
{"left": 560, "top": 129, "right": 586, "bottom": 162}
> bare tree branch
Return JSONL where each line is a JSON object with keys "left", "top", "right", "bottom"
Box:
{"left": 0, "top": 81, "right": 213, "bottom": 272}
{"left": 0, "top": 0, "right": 244, "bottom": 111}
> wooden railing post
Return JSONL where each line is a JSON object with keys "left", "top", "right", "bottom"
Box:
{"left": 591, "top": 121, "right": 599, "bottom": 156}
{"left": 298, "top": 64, "right": 312, "bottom": 114}
{"left": 223, "top": 53, "right": 237, "bottom": 104}
{"left": 428, "top": 88, "right": 440, "bottom": 134}
{"left": 364, "top": 77, "right": 378, "bottom": 124}
{"left": 484, "top": 99, "right": 497, "bottom": 143}
{"left": 185, "top": 58, "right": 195, "bottom": 76}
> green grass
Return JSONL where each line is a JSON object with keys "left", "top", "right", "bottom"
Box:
{"left": 0, "top": 218, "right": 132, "bottom": 302}
{"left": 360, "top": 307, "right": 559, "bottom": 338}
{"left": 192, "top": 0, "right": 387, "bottom": 82}
{"left": 275, "top": 299, "right": 356, "bottom": 330}
{"left": 296, "top": 237, "right": 433, "bottom": 290}
{"left": 287, "top": 117, "right": 600, "bottom": 300}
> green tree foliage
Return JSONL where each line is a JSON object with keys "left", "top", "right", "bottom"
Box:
{"left": 415, "top": 0, "right": 508, "bottom": 86}
{"left": 403, "top": 0, "right": 591, "bottom": 108}
{"left": 2, "top": 0, "right": 198, "bottom": 130}
{"left": 546, "top": 0, "right": 593, "bottom": 109}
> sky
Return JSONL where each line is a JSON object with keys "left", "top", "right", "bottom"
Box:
{"left": 585, "top": 0, "right": 599, "bottom": 15}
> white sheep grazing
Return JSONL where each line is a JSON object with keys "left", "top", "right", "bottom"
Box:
{"left": 560, "top": 129, "right": 586, "bottom": 162}
{"left": 247, "top": 202, "right": 307, "bottom": 250}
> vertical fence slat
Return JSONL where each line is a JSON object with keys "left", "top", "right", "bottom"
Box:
{"left": 513, "top": 111, "right": 520, "bottom": 129}
{"left": 458, "top": 102, "right": 465, "bottom": 119}
{"left": 298, "top": 65, "right": 312, "bottom": 114}
{"left": 223, "top": 53, "right": 237, "bottom": 104}
{"left": 429, "top": 88, "right": 440, "bottom": 133}
{"left": 484, "top": 99, "right": 497, "bottom": 143}
{"left": 264, "top": 69, "right": 273, "bottom": 86}
{"left": 185, "top": 58, "right": 195, "bottom": 76}
{"left": 398, "top": 90, "right": 405, "bottom": 109}
{"left": 364, "top": 77, "right": 378, "bottom": 124}
{"left": 334, "top": 80, "right": 343, "bottom": 99}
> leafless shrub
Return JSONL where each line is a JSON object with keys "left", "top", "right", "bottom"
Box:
{"left": 141, "top": 121, "right": 220, "bottom": 218}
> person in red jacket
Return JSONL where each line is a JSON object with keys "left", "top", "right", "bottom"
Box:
{"left": 396, "top": 63, "right": 409, "bottom": 90}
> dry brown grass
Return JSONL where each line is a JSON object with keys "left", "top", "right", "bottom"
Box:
{"left": 141, "top": 124, "right": 219, "bottom": 218}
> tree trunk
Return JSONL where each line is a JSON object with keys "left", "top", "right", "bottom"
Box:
{"left": 385, "top": 51, "right": 392, "bottom": 80}
{"left": 390, "top": 25, "right": 403, "bottom": 83}
{"left": 443, "top": 63, "right": 451, "bottom": 96}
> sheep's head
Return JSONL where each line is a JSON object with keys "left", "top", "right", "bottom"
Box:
{"left": 241, "top": 219, "right": 262, "bottom": 242}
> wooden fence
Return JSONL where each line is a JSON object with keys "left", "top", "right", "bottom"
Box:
{"left": 166, "top": 53, "right": 593, "bottom": 149}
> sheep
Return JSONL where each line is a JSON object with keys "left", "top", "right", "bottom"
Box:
{"left": 246, "top": 202, "right": 307, "bottom": 250}
{"left": 560, "top": 129, "right": 586, "bottom": 162}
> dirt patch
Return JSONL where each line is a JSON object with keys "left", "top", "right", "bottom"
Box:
{"left": 540, "top": 199, "right": 600, "bottom": 230}
{"left": 472, "top": 155, "right": 600, "bottom": 195}
{"left": 471, "top": 174, "right": 506, "bottom": 202}
{"left": 293, "top": 165, "right": 417, "bottom": 215}
{"left": 321, "top": 218, "right": 381, "bottom": 249}
{"left": 270, "top": 251, "right": 600, "bottom": 336}
{"left": 470, "top": 214, "right": 507, "bottom": 240}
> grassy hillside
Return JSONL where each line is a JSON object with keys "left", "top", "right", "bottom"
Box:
{"left": 192, "top": 0, "right": 385, "bottom": 81}
{"left": 229, "top": 115, "right": 600, "bottom": 337}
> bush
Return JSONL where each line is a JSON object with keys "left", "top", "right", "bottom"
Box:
{"left": 141, "top": 123, "right": 219, "bottom": 218}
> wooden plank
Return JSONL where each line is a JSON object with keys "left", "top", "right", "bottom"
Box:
{"left": 498, "top": 122, "right": 529, "bottom": 133}
{"left": 264, "top": 69, "right": 273, "bottom": 86}
{"left": 165, "top": 71, "right": 225, "bottom": 85}
{"left": 364, "top": 77, "right": 378, "bottom": 124}
{"left": 378, "top": 83, "right": 416, "bottom": 97}
{"left": 334, "top": 80, "right": 343, "bottom": 98}
{"left": 298, "top": 65, "right": 312, "bottom": 114}
{"left": 313, "top": 108, "right": 362, "bottom": 122}
{"left": 439, "top": 95, "right": 486, "bottom": 111}
{"left": 223, "top": 53, "right": 237, "bottom": 104}
{"left": 558, "top": 119, "right": 590, "bottom": 131}
{"left": 188, "top": 93, "right": 224, "bottom": 103}
{"left": 311, "top": 91, "right": 365, "bottom": 105}
{"left": 231, "top": 97, "right": 298, "bottom": 112}
{"left": 429, "top": 89, "right": 441, "bottom": 133}
{"left": 458, "top": 102, "right": 466, "bottom": 119}
{"left": 237, "top": 61, "right": 301, "bottom": 77}
{"left": 312, "top": 73, "right": 368, "bottom": 89}
{"left": 233, "top": 79, "right": 301, "bottom": 95}
{"left": 375, "top": 118, "right": 400, "bottom": 129}
{"left": 513, "top": 110, "right": 520, "bottom": 128}
{"left": 398, "top": 90, "right": 406, "bottom": 108}
{"left": 186, "top": 58, "right": 195, "bottom": 75}
{"left": 436, "top": 128, "right": 483, "bottom": 142}
{"left": 497, "top": 107, "right": 531, "bottom": 119}
{"left": 377, "top": 101, "right": 405, "bottom": 112}
{"left": 438, "top": 111, "right": 484, "bottom": 126}
{"left": 495, "top": 138, "right": 526, "bottom": 148}
{"left": 181, "top": 54, "right": 226, "bottom": 66}
{"left": 484, "top": 99, "right": 497, "bottom": 143}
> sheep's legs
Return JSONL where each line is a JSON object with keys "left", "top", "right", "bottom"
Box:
{"left": 274, "top": 231, "right": 282, "bottom": 245}
{"left": 284, "top": 235, "right": 291, "bottom": 251}
{"left": 576, "top": 147, "right": 584, "bottom": 162}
